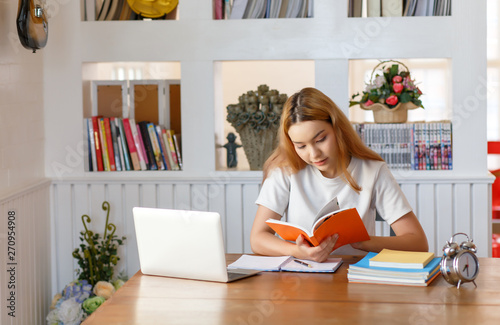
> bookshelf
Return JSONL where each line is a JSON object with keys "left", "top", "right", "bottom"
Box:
{"left": 45, "top": 1, "right": 493, "bottom": 260}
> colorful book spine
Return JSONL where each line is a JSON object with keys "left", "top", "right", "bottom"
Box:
{"left": 91, "top": 116, "right": 104, "bottom": 171}
{"left": 116, "top": 118, "right": 132, "bottom": 171}
{"left": 87, "top": 118, "right": 97, "bottom": 172}
{"left": 99, "top": 118, "right": 111, "bottom": 171}
{"left": 147, "top": 123, "right": 165, "bottom": 170}
{"left": 136, "top": 124, "right": 149, "bottom": 168}
{"left": 138, "top": 121, "right": 157, "bottom": 170}
{"left": 157, "top": 126, "right": 172, "bottom": 170}
{"left": 129, "top": 119, "right": 148, "bottom": 171}
{"left": 172, "top": 133, "right": 182, "bottom": 169}
{"left": 122, "top": 118, "right": 141, "bottom": 170}
{"left": 166, "top": 130, "right": 180, "bottom": 170}
{"left": 161, "top": 129, "right": 175, "bottom": 170}
{"left": 352, "top": 122, "right": 452, "bottom": 171}
{"left": 103, "top": 118, "right": 116, "bottom": 171}
{"left": 109, "top": 117, "right": 121, "bottom": 171}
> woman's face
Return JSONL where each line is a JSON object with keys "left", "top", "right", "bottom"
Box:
{"left": 288, "top": 120, "right": 338, "bottom": 178}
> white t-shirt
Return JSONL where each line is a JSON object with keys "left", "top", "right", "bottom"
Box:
{"left": 255, "top": 157, "right": 413, "bottom": 254}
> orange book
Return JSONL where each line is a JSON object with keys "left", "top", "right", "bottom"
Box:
{"left": 266, "top": 201, "right": 369, "bottom": 251}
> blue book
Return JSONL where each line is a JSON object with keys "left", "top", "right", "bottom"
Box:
{"left": 349, "top": 252, "right": 441, "bottom": 278}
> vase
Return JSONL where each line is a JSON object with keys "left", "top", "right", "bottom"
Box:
{"left": 236, "top": 126, "right": 278, "bottom": 171}
{"left": 360, "top": 102, "right": 418, "bottom": 123}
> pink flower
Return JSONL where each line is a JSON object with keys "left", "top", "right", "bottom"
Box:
{"left": 386, "top": 95, "right": 399, "bottom": 106}
{"left": 392, "top": 75, "right": 403, "bottom": 83}
{"left": 364, "top": 99, "right": 374, "bottom": 106}
{"left": 393, "top": 83, "right": 404, "bottom": 94}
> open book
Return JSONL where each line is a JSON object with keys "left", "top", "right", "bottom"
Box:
{"left": 228, "top": 255, "right": 343, "bottom": 273}
{"left": 265, "top": 197, "right": 370, "bottom": 251}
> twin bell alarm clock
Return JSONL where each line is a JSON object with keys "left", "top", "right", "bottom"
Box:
{"left": 440, "top": 232, "right": 479, "bottom": 289}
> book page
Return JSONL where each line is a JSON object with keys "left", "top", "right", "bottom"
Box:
{"left": 227, "top": 255, "right": 293, "bottom": 271}
{"left": 281, "top": 257, "right": 343, "bottom": 273}
{"left": 312, "top": 197, "right": 340, "bottom": 226}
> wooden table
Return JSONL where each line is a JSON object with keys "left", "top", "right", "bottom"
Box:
{"left": 83, "top": 255, "right": 500, "bottom": 324}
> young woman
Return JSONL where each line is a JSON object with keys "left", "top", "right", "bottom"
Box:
{"left": 250, "top": 87, "right": 428, "bottom": 262}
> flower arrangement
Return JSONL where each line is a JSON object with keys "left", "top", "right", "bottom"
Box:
{"left": 47, "top": 201, "right": 127, "bottom": 324}
{"left": 46, "top": 279, "right": 125, "bottom": 325}
{"left": 349, "top": 60, "right": 424, "bottom": 110}
{"left": 226, "top": 84, "right": 288, "bottom": 170}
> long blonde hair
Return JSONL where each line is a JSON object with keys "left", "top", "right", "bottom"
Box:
{"left": 263, "top": 87, "right": 383, "bottom": 192}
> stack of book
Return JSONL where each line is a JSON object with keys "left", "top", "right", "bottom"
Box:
{"left": 352, "top": 122, "right": 453, "bottom": 170}
{"left": 84, "top": 116, "right": 182, "bottom": 172}
{"left": 347, "top": 249, "right": 441, "bottom": 286}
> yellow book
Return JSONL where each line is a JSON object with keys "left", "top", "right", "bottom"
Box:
{"left": 369, "top": 249, "right": 435, "bottom": 269}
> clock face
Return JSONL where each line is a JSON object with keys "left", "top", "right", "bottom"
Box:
{"left": 454, "top": 250, "right": 479, "bottom": 281}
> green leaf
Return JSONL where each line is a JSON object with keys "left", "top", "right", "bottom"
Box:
{"left": 400, "top": 92, "right": 411, "bottom": 103}
{"left": 390, "top": 64, "right": 399, "bottom": 77}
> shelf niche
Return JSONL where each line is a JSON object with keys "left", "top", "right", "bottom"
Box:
{"left": 215, "top": 59, "right": 315, "bottom": 171}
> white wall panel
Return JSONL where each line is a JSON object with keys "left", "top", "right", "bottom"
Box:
{"left": 0, "top": 181, "right": 51, "bottom": 325}
{"left": 50, "top": 177, "right": 493, "bottom": 294}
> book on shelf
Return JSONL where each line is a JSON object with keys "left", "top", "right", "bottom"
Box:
{"left": 122, "top": 118, "right": 142, "bottom": 170}
{"left": 265, "top": 197, "right": 370, "bottom": 251}
{"left": 226, "top": 0, "right": 312, "bottom": 19}
{"left": 91, "top": 116, "right": 104, "bottom": 171}
{"left": 98, "top": 118, "right": 111, "bottom": 171}
{"left": 86, "top": 116, "right": 182, "bottom": 172}
{"left": 382, "top": 0, "right": 403, "bottom": 17}
{"left": 115, "top": 118, "right": 132, "bottom": 171}
{"left": 349, "top": 0, "right": 363, "bottom": 17}
{"left": 84, "top": 118, "right": 94, "bottom": 172}
{"left": 228, "top": 255, "right": 343, "bottom": 273}
{"left": 368, "top": 249, "right": 435, "bottom": 269}
{"left": 135, "top": 123, "right": 149, "bottom": 170}
{"left": 367, "top": 0, "right": 381, "bottom": 17}
{"left": 137, "top": 121, "right": 158, "bottom": 170}
{"left": 352, "top": 121, "right": 453, "bottom": 170}
{"left": 109, "top": 117, "right": 122, "bottom": 171}
{"left": 347, "top": 252, "right": 441, "bottom": 286}
{"left": 147, "top": 123, "right": 166, "bottom": 170}
{"left": 349, "top": 0, "right": 450, "bottom": 17}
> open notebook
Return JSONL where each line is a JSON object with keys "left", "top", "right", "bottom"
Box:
{"left": 133, "top": 207, "right": 261, "bottom": 282}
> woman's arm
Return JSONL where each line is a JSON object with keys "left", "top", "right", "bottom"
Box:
{"left": 351, "top": 211, "right": 429, "bottom": 252}
{"left": 250, "top": 205, "right": 338, "bottom": 262}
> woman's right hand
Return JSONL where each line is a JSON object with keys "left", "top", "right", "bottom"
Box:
{"left": 294, "top": 234, "right": 338, "bottom": 262}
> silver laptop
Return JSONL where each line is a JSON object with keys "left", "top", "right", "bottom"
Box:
{"left": 132, "top": 207, "right": 261, "bottom": 282}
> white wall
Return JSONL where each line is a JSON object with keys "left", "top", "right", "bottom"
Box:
{"left": 0, "top": 1, "right": 45, "bottom": 196}
{"left": 0, "top": 2, "right": 52, "bottom": 324}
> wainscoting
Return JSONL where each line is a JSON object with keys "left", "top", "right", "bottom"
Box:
{"left": 0, "top": 180, "right": 51, "bottom": 325}
{"left": 51, "top": 174, "right": 492, "bottom": 294}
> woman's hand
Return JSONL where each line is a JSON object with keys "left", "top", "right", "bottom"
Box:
{"left": 294, "top": 234, "right": 338, "bottom": 262}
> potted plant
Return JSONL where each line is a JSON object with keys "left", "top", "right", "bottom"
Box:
{"left": 349, "top": 60, "right": 424, "bottom": 123}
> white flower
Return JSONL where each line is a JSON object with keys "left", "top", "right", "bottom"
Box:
{"left": 46, "top": 309, "right": 60, "bottom": 325}
{"left": 374, "top": 75, "right": 386, "bottom": 88}
{"left": 57, "top": 297, "right": 84, "bottom": 325}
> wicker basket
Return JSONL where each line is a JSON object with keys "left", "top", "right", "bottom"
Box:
{"left": 358, "top": 60, "right": 420, "bottom": 123}
{"left": 360, "top": 102, "right": 418, "bottom": 123}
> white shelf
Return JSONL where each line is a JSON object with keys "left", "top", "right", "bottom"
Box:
{"left": 80, "top": 17, "right": 454, "bottom": 62}
{"left": 46, "top": 1, "right": 487, "bottom": 179}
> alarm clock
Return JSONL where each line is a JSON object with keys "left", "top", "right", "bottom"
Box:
{"left": 440, "top": 232, "right": 479, "bottom": 289}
